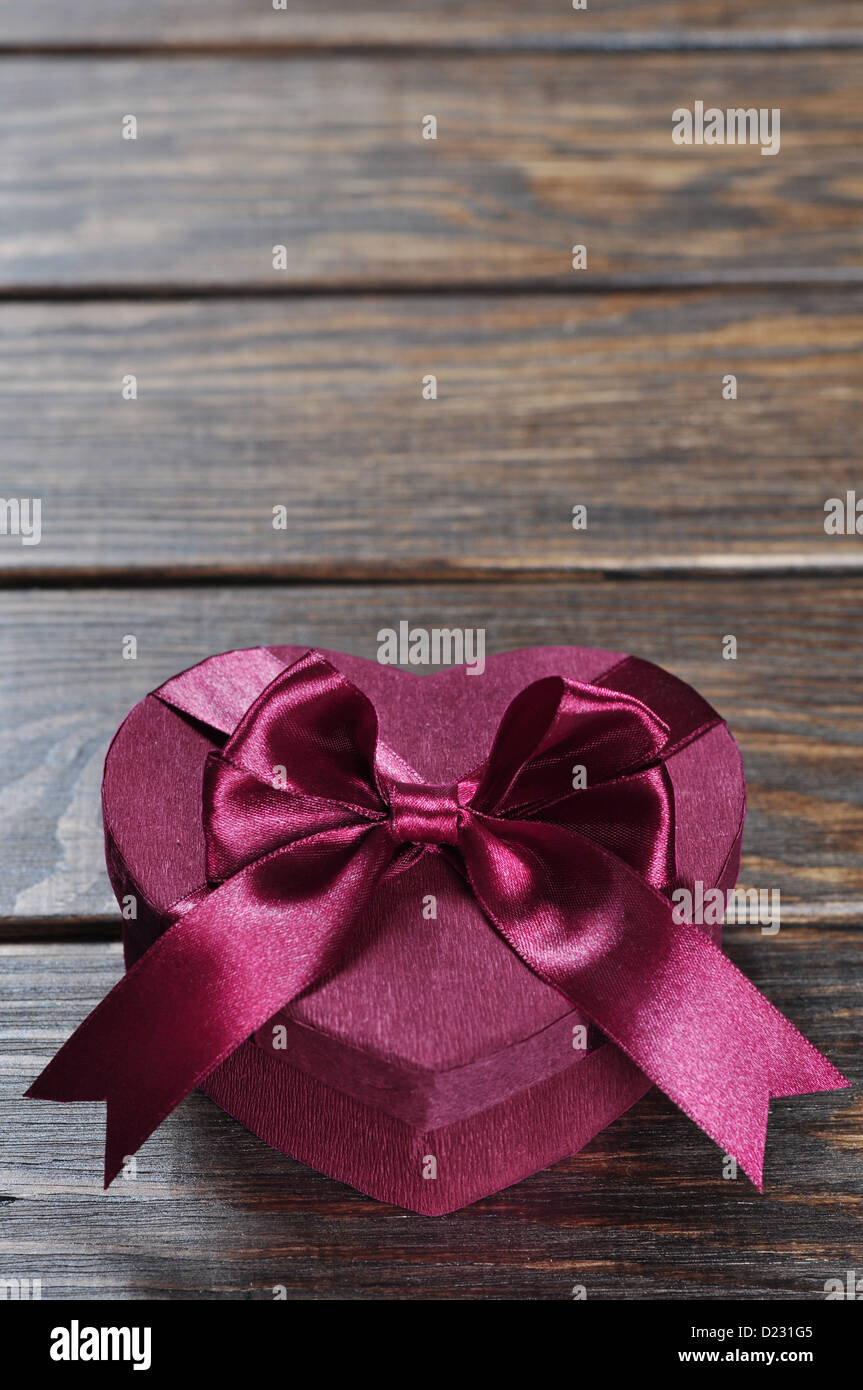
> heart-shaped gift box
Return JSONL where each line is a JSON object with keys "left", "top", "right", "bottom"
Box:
{"left": 101, "top": 643, "right": 748, "bottom": 1214}
{"left": 29, "top": 642, "right": 844, "bottom": 1215}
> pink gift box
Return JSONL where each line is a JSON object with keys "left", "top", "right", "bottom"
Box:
{"left": 101, "top": 644, "right": 744, "bottom": 1214}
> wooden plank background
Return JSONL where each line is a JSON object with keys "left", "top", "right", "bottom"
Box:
{"left": 1, "top": 2, "right": 862, "bottom": 49}
{"left": 2, "top": 53, "right": 862, "bottom": 289}
{"left": 1, "top": 290, "right": 862, "bottom": 578}
{"left": 0, "top": 1, "right": 859, "bottom": 1301}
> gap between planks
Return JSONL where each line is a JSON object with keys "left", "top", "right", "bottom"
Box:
{"left": 1, "top": 36, "right": 863, "bottom": 59}
{"left": 4, "top": 272, "right": 863, "bottom": 301}
{"left": 2, "top": 560, "right": 863, "bottom": 588}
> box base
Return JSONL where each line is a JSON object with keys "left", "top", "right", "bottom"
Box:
{"left": 200, "top": 1038, "right": 652, "bottom": 1216}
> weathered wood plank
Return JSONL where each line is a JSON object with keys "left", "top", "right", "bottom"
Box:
{"left": 1, "top": 290, "right": 862, "bottom": 577}
{"left": 1, "top": 932, "right": 858, "bottom": 1298}
{"left": 0, "top": 1, "right": 860, "bottom": 49}
{"left": 1, "top": 54, "right": 861, "bottom": 289}
{"left": 0, "top": 580, "right": 860, "bottom": 924}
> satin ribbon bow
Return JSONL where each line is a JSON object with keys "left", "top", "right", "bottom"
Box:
{"left": 28, "top": 649, "right": 847, "bottom": 1186}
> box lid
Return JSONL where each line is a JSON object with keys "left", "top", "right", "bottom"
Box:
{"left": 103, "top": 645, "right": 744, "bottom": 1127}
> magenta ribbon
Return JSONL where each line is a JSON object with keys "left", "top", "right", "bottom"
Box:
{"left": 27, "top": 649, "right": 847, "bottom": 1187}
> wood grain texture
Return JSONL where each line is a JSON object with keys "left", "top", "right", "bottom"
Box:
{"left": 1, "top": 931, "right": 858, "bottom": 1299}
{"left": 2, "top": 289, "right": 862, "bottom": 578}
{"left": 2, "top": 54, "right": 861, "bottom": 289}
{"left": 0, "top": 1, "right": 860, "bottom": 49}
{"left": 0, "top": 579, "right": 860, "bottom": 926}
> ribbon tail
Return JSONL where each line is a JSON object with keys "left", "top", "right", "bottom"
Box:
{"left": 662, "top": 970, "right": 848, "bottom": 1189}
{"left": 461, "top": 816, "right": 849, "bottom": 1189}
{"left": 26, "top": 823, "right": 393, "bottom": 1186}
{"left": 26, "top": 993, "right": 170, "bottom": 1189}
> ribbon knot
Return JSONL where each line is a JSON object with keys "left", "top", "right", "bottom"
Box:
{"left": 27, "top": 647, "right": 848, "bottom": 1190}
{"left": 386, "top": 779, "right": 462, "bottom": 846}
